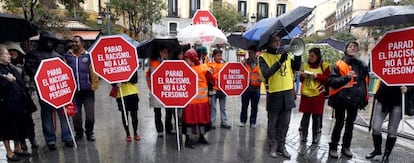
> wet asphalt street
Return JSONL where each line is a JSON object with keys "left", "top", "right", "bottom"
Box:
{"left": 1, "top": 69, "right": 414, "bottom": 163}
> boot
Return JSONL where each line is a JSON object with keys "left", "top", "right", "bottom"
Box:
{"left": 184, "top": 135, "right": 195, "bottom": 149}
{"left": 328, "top": 143, "right": 338, "bottom": 158}
{"left": 29, "top": 138, "right": 39, "bottom": 148}
{"left": 312, "top": 131, "right": 321, "bottom": 144}
{"left": 198, "top": 134, "right": 209, "bottom": 144}
{"left": 299, "top": 129, "right": 307, "bottom": 142}
{"left": 366, "top": 134, "right": 382, "bottom": 159}
{"left": 382, "top": 137, "right": 396, "bottom": 163}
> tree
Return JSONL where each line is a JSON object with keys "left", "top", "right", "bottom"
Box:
{"left": 110, "top": 0, "right": 166, "bottom": 40}
{"left": 303, "top": 34, "right": 328, "bottom": 44}
{"left": 334, "top": 32, "right": 357, "bottom": 42}
{"left": 210, "top": 1, "right": 244, "bottom": 32}
{"left": 1, "top": 0, "right": 65, "bottom": 31}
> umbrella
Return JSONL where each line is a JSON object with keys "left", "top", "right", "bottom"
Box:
{"left": 177, "top": 24, "right": 227, "bottom": 45}
{"left": 227, "top": 32, "right": 257, "bottom": 50}
{"left": 137, "top": 36, "right": 187, "bottom": 58}
{"left": 0, "top": 12, "right": 38, "bottom": 42}
{"left": 349, "top": 5, "right": 414, "bottom": 27}
{"left": 316, "top": 37, "right": 346, "bottom": 52}
{"left": 243, "top": 6, "right": 314, "bottom": 48}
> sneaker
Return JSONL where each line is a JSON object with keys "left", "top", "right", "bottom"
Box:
{"left": 157, "top": 132, "right": 164, "bottom": 137}
{"left": 75, "top": 134, "right": 83, "bottom": 140}
{"left": 341, "top": 148, "right": 353, "bottom": 158}
{"left": 270, "top": 149, "right": 277, "bottom": 158}
{"left": 47, "top": 144, "right": 57, "bottom": 151}
{"left": 125, "top": 136, "right": 132, "bottom": 142}
{"left": 277, "top": 148, "right": 291, "bottom": 159}
{"left": 87, "top": 135, "right": 96, "bottom": 141}
{"left": 64, "top": 140, "right": 74, "bottom": 147}
{"left": 329, "top": 149, "right": 338, "bottom": 158}
{"left": 134, "top": 134, "right": 141, "bottom": 141}
{"left": 239, "top": 123, "right": 246, "bottom": 127}
{"left": 250, "top": 124, "right": 257, "bottom": 129}
{"left": 220, "top": 124, "right": 231, "bottom": 129}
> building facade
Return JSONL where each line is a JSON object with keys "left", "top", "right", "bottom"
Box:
{"left": 305, "top": 0, "right": 336, "bottom": 36}
{"left": 153, "top": 0, "right": 295, "bottom": 37}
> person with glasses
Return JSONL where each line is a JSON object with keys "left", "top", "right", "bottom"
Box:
{"left": 258, "top": 33, "right": 302, "bottom": 159}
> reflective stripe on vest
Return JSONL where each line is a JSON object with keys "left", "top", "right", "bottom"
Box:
{"left": 146, "top": 60, "right": 161, "bottom": 90}
{"left": 245, "top": 63, "right": 261, "bottom": 87}
{"left": 259, "top": 52, "right": 294, "bottom": 93}
{"left": 190, "top": 65, "right": 209, "bottom": 104}
{"left": 328, "top": 60, "right": 356, "bottom": 96}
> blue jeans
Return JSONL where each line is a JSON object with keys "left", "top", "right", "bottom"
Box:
{"left": 40, "top": 100, "right": 72, "bottom": 145}
{"left": 240, "top": 88, "right": 260, "bottom": 124}
{"left": 73, "top": 90, "right": 95, "bottom": 137}
{"left": 210, "top": 94, "right": 227, "bottom": 125}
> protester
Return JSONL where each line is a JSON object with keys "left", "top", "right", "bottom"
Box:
{"left": 327, "top": 41, "right": 369, "bottom": 158}
{"left": 25, "top": 30, "right": 74, "bottom": 151}
{"left": 298, "top": 47, "right": 330, "bottom": 144}
{"left": 146, "top": 44, "right": 174, "bottom": 136}
{"left": 366, "top": 83, "right": 411, "bottom": 163}
{"left": 258, "top": 33, "right": 301, "bottom": 159}
{"left": 63, "top": 36, "right": 99, "bottom": 141}
{"left": 239, "top": 45, "right": 261, "bottom": 128}
{"left": 208, "top": 49, "right": 231, "bottom": 129}
{"left": 196, "top": 46, "right": 208, "bottom": 63}
{"left": 182, "top": 49, "right": 214, "bottom": 149}
{"left": 112, "top": 72, "right": 140, "bottom": 142}
{"left": 4, "top": 42, "right": 39, "bottom": 149}
{"left": 0, "top": 45, "right": 32, "bottom": 161}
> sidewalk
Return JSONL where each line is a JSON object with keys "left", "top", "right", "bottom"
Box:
{"left": 1, "top": 69, "right": 414, "bottom": 163}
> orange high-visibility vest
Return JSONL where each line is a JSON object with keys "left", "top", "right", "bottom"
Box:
{"left": 244, "top": 62, "right": 261, "bottom": 87}
{"left": 146, "top": 60, "right": 161, "bottom": 90}
{"left": 190, "top": 65, "right": 209, "bottom": 104}
{"left": 328, "top": 60, "right": 356, "bottom": 96}
{"left": 207, "top": 61, "right": 225, "bottom": 90}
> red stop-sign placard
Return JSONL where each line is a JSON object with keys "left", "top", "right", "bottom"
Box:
{"left": 151, "top": 60, "right": 198, "bottom": 108}
{"left": 89, "top": 35, "right": 138, "bottom": 84}
{"left": 192, "top": 10, "right": 217, "bottom": 27}
{"left": 34, "top": 58, "right": 77, "bottom": 108}
{"left": 371, "top": 27, "right": 414, "bottom": 86}
{"left": 218, "top": 62, "right": 249, "bottom": 96}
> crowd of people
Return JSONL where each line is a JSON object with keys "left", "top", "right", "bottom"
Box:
{"left": 0, "top": 30, "right": 412, "bottom": 163}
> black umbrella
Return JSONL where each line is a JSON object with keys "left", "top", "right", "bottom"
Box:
{"left": 137, "top": 36, "right": 188, "bottom": 58}
{"left": 349, "top": 5, "right": 414, "bottom": 27}
{"left": 227, "top": 32, "right": 257, "bottom": 50}
{"left": 243, "top": 6, "right": 314, "bottom": 48}
{"left": 0, "top": 12, "right": 38, "bottom": 42}
{"left": 317, "top": 37, "right": 346, "bottom": 52}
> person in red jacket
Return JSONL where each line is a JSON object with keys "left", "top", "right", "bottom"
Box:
{"left": 182, "top": 49, "right": 215, "bottom": 149}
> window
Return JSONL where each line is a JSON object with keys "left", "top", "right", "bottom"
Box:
{"left": 257, "top": 2, "right": 268, "bottom": 21}
{"left": 189, "top": 0, "right": 200, "bottom": 18}
{"left": 169, "top": 22, "right": 178, "bottom": 35}
{"left": 238, "top": 1, "right": 247, "bottom": 18}
{"left": 276, "top": 4, "right": 286, "bottom": 16}
{"left": 168, "top": 0, "right": 178, "bottom": 17}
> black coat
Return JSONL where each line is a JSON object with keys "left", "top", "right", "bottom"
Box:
{"left": 0, "top": 64, "right": 30, "bottom": 141}
{"left": 328, "top": 55, "right": 369, "bottom": 108}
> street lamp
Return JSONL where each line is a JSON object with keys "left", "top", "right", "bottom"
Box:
{"left": 96, "top": 1, "right": 111, "bottom": 35}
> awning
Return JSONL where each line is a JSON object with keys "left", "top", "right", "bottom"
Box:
{"left": 30, "top": 30, "right": 101, "bottom": 41}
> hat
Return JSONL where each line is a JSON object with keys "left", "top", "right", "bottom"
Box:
{"left": 196, "top": 46, "right": 208, "bottom": 55}
{"left": 184, "top": 49, "right": 200, "bottom": 65}
{"left": 39, "top": 30, "right": 60, "bottom": 41}
{"left": 4, "top": 42, "right": 26, "bottom": 55}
